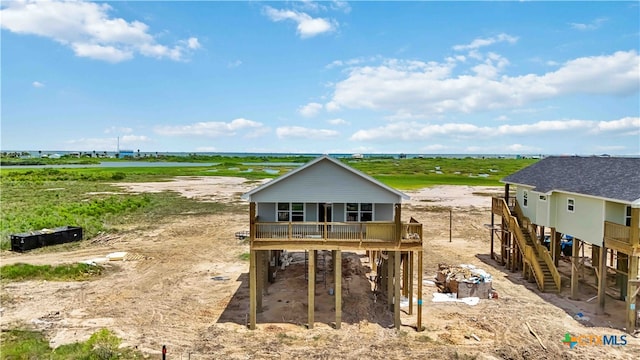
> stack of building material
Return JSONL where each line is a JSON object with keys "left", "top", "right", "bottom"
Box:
{"left": 435, "top": 263, "right": 493, "bottom": 299}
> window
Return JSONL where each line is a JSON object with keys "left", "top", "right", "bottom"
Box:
{"left": 539, "top": 195, "right": 547, "bottom": 202}
{"left": 277, "top": 202, "right": 304, "bottom": 222}
{"left": 523, "top": 191, "right": 528, "bottom": 207}
{"left": 346, "top": 203, "right": 373, "bottom": 222}
{"left": 625, "top": 206, "right": 632, "bottom": 226}
{"left": 567, "top": 198, "right": 575, "bottom": 213}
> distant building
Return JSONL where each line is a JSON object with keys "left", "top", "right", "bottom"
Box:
{"left": 118, "top": 150, "right": 134, "bottom": 158}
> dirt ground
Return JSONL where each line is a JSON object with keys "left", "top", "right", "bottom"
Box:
{"left": 1, "top": 177, "right": 638, "bottom": 359}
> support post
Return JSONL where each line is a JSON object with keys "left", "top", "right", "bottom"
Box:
{"left": 626, "top": 255, "right": 638, "bottom": 333}
{"left": 334, "top": 250, "right": 342, "bottom": 329}
{"left": 597, "top": 242, "right": 607, "bottom": 315}
{"left": 394, "top": 250, "right": 401, "bottom": 329}
{"left": 256, "top": 251, "right": 264, "bottom": 312}
{"left": 395, "top": 204, "right": 402, "bottom": 246}
{"left": 571, "top": 238, "right": 580, "bottom": 300}
{"left": 409, "top": 251, "right": 414, "bottom": 316}
{"left": 417, "top": 250, "right": 423, "bottom": 331}
{"left": 551, "top": 227, "right": 558, "bottom": 267}
{"left": 402, "top": 253, "right": 409, "bottom": 298}
{"left": 249, "top": 249, "right": 257, "bottom": 329}
{"left": 308, "top": 250, "right": 316, "bottom": 329}
{"left": 490, "top": 213, "right": 495, "bottom": 260}
{"left": 388, "top": 251, "right": 394, "bottom": 311}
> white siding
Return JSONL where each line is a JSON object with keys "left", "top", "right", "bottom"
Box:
{"left": 250, "top": 160, "right": 401, "bottom": 203}
{"left": 257, "top": 203, "right": 276, "bottom": 222}
{"left": 333, "top": 203, "right": 345, "bottom": 222}
{"left": 517, "top": 187, "right": 536, "bottom": 220}
{"left": 306, "top": 203, "right": 318, "bottom": 222}
{"left": 534, "top": 191, "right": 550, "bottom": 226}
{"left": 605, "top": 201, "right": 626, "bottom": 224}
{"left": 375, "top": 204, "right": 394, "bottom": 221}
{"left": 554, "top": 193, "right": 604, "bottom": 246}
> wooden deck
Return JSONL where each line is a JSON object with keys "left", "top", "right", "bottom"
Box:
{"left": 604, "top": 221, "right": 639, "bottom": 256}
{"left": 251, "top": 221, "right": 423, "bottom": 250}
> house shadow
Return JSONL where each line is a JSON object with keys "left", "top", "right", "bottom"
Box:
{"left": 475, "top": 253, "right": 632, "bottom": 331}
{"left": 217, "top": 251, "right": 395, "bottom": 328}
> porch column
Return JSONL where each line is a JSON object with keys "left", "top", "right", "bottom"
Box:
{"left": 308, "top": 250, "right": 316, "bottom": 329}
{"left": 417, "top": 250, "right": 424, "bottom": 331}
{"left": 334, "top": 250, "right": 342, "bottom": 329}
{"left": 402, "top": 253, "right": 409, "bottom": 298}
{"left": 394, "top": 250, "right": 401, "bottom": 329}
{"left": 249, "top": 249, "right": 257, "bottom": 329}
{"left": 597, "top": 242, "right": 607, "bottom": 315}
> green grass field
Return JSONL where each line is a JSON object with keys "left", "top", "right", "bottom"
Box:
{"left": 0, "top": 156, "right": 536, "bottom": 249}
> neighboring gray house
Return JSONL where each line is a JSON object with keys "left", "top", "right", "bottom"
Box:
{"left": 502, "top": 156, "right": 640, "bottom": 248}
{"left": 497, "top": 156, "right": 639, "bottom": 332}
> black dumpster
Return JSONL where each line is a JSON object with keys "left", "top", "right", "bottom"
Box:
{"left": 10, "top": 226, "right": 83, "bottom": 252}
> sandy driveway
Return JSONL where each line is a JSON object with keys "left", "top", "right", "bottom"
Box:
{"left": 1, "top": 177, "right": 637, "bottom": 359}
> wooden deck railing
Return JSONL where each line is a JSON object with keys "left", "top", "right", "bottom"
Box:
{"left": 604, "top": 221, "right": 638, "bottom": 256}
{"left": 253, "top": 221, "right": 422, "bottom": 244}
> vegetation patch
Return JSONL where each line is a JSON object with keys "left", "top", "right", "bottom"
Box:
{"left": 0, "top": 328, "right": 143, "bottom": 359}
{"left": 1, "top": 263, "right": 103, "bottom": 282}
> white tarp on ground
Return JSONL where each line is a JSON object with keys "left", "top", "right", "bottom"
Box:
{"left": 432, "top": 292, "right": 480, "bottom": 306}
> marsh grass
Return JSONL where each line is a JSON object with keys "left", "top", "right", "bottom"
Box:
{"left": 0, "top": 263, "right": 103, "bottom": 282}
{"left": 0, "top": 328, "right": 143, "bottom": 359}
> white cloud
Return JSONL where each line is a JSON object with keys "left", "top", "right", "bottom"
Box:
{"left": 227, "top": 60, "right": 242, "bottom": 68}
{"left": 63, "top": 134, "right": 150, "bottom": 151}
{"left": 104, "top": 126, "right": 133, "bottom": 134}
{"left": 32, "top": 81, "right": 44, "bottom": 88}
{"left": 326, "top": 51, "right": 640, "bottom": 117}
{"left": 421, "top": 144, "right": 448, "bottom": 151}
{"left": 505, "top": 144, "right": 541, "bottom": 152}
{"left": 331, "top": 1, "right": 352, "bottom": 14}
{"left": 0, "top": 0, "right": 201, "bottom": 63}
{"left": 570, "top": 18, "right": 607, "bottom": 31}
{"left": 350, "top": 117, "right": 639, "bottom": 142}
{"left": 453, "top": 33, "right": 518, "bottom": 51}
{"left": 196, "top": 146, "right": 216, "bottom": 152}
{"left": 263, "top": 6, "right": 336, "bottom": 38}
{"left": 276, "top": 126, "right": 339, "bottom": 139}
{"left": 298, "top": 102, "right": 323, "bottom": 117}
{"left": 154, "top": 118, "right": 265, "bottom": 137}
{"left": 327, "top": 118, "right": 349, "bottom": 125}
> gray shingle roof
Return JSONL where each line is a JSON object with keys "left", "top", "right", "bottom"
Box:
{"left": 502, "top": 156, "right": 640, "bottom": 203}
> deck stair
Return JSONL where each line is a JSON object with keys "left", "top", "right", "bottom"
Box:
{"left": 494, "top": 198, "right": 561, "bottom": 292}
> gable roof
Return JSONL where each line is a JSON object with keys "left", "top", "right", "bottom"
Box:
{"left": 241, "top": 155, "right": 409, "bottom": 201}
{"left": 502, "top": 156, "right": 640, "bottom": 204}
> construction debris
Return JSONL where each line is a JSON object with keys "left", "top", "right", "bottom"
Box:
{"left": 435, "top": 263, "right": 493, "bottom": 299}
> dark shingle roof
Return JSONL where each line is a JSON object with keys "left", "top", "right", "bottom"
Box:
{"left": 502, "top": 156, "right": 640, "bottom": 203}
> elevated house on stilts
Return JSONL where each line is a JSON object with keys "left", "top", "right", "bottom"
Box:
{"left": 490, "top": 156, "right": 640, "bottom": 333}
{"left": 242, "top": 155, "right": 424, "bottom": 330}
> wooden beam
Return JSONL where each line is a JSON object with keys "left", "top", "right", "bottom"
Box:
{"left": 249, "top": 202, "right": 256, "bottom": 241}
{"left": 308, "top": 250, "right": 316, "bottom": 329}
{"left": 256, "top": 251, "right": 264, "bottom": 313}
{"left": 631, "top": 208, "right": 639, "bottom": 247}
{"left": 551, "top": 228, "right": 559, "bottom": 267}
{"left": 394, "top": 250, "right": 401, "bottom": 329}
{"left": 388, "top": 252, "right": 394, "bottom": 311}
{"left": 417, "top": 250, "right": 424, "bottom": 331}
{"left": 402, "top": 253, "right": 409, "bottom": 298}
{"left": 490, "top": 212, "right": 495, "bottom": 260}
{"left": 597, "top": 243, "right": 607, "bottom": 315}
{"left": 409, "top": 251, "right": 414, "bottom": 316}
{"left": 571, "top": 238, "right": 580, "bottom": 300}
{"left": 334, "top": 250, "right": 342, "bottom": 330}
{"left": 249, "top": 249, "right": 257, "bottom": 330}
{"left": 250, "top": 241, "right": 423, "bottom": 251}
{"left": 626, "top": 255, "right": 638, "bottom": 333}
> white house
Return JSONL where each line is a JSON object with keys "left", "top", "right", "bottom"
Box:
{"left": 241, "top": 155, "right": 424, "bottom": 331}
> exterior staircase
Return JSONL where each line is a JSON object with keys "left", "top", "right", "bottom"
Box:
{"left": 494, "top": 197, "right": 561, "bottom": 293}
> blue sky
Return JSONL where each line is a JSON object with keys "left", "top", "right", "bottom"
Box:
{"left": 1, "top": 1, "right": 639, "bottom": 155}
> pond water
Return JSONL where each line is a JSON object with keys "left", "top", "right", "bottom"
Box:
{"left": 1, "top": 162, "right": 220, "bottom": 169}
